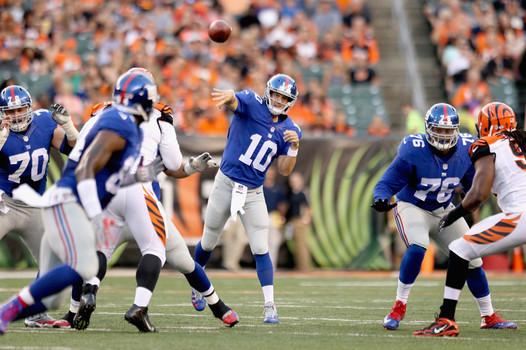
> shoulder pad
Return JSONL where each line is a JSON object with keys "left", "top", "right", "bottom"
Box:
{"left": 469, "top": 138, "right": 493, "bottom": 163}
{"left": 91, "top": 101, "right": 112, "bottom": 117}
{"left": 155, "top": 102, "right": 174, "bottom": 124}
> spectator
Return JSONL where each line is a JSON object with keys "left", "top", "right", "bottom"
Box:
{"left": 403, "top": 102, "right": 425, "bottom": 134}
{"left": 451, "top": 67, "right": 491, "bottom": 112}
{"left": 264, "top": 165, "right": 287, "bottom": 271}
{"left": 286, "top": 172, "right": 312, "bottom": 271}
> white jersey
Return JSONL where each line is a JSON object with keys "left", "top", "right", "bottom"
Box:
{"left": 470, "top": 134, "right": 526, "bottom": 213}
{"left": 131, "top": 106, "right": 183, "bottom": 172}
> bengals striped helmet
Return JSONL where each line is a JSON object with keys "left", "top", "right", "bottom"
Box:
{"left": 476, "top": 102, "right": 516, "bottom": 138}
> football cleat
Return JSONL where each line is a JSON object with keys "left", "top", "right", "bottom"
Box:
{"left": 383, "top": 300, "right": 406, "bottom": 330}
{"left": 413, "top": 317, "right": 459, "bottom": 337}
{"left": 221, "top": 309, "right": 239, "bottom": 328}
{"left": 125, "top": 304, "right": 158, "bottom": 332}
{"left": 191, "top": 288, "right": 206, "bottom": 311}
{"left": 263, "top": 301, "right": 279, "bottom": 324}
{"left": 53, "top": 311, "right": 76, "bottom": 328}
{"left": 73, "top": 283, "right": 98, "bottom": 330}
{"left": 0, "top": 295, "right": 24, "bottom": 336}
{"left": 481, "top": 312, "right": 517, "bottom": 329}
{"left": 24, "top": 312, "right": 56, "bottom": 328}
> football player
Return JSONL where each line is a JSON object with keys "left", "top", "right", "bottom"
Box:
{"left": 0, "top": 85, "right": 78, "bottom": 328}
{"left": 0, "top": 71, "right": 159, "bottom": 336}
{"left": 192, "top": 73, "right": 301, "bottom": 324}
{"left": 415, "top": 102, "right": 522, "bottom": 336}
{"left": 372, "top": 103, "right": 515, "bottom": 331}
{"left": 61, "top": 68, "right": 238, "bottom": 332}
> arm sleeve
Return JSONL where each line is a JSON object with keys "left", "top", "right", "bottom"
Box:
{"left": 461, "top": 164, "right": 476, "bottom": 193}
{"left": 373, "top": 155, "right": 413, "bottom": 200}
{"left": 158, "top": 120, "right": 183, "bottom": 171}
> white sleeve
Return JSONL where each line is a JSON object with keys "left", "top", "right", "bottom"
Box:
{"left": 158, "top": 120, "right": 183, "bottom": 171}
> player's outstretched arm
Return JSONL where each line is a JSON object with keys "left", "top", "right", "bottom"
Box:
{"left": 165, "top": 152, "right": 219, "bottom": 178}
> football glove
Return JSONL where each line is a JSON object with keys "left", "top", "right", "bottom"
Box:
{"left": 91, "top": 213, "right": 116, "bottom": 251}
{"left": 438, "top": 204, "right": 471, "bottom": 230}
{"left": 184, "top": 152, "right": 219, "bottom": 176}
{"left": 0, "top": 124, "right": 9, "bottom": 150}
{"left": 50, "top": 103, "right": 71, "bottom": 125}
{"left": 371, "top": 198, "right": 397, "bottom": 212}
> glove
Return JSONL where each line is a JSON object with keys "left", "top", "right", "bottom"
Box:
{"left": 0, "top": 124, "right": 9, "bottom": 151}
{"left": 371, "top": 198, "right": 397, "bottom": 212}
{"left": 135, "top": 156, "right": 165, "bottom": 182}
{"left": 184, "top": 152, "right": 219, "bottom": 176}
{"left": 50, "top": 104, "right": 71, "bottom": 125}
{"left": 91, "top": 213, "right": 116, "bottom": 251}
{"left": 438, "top": 204, "right": 471, "bottom": 231}
{"left": 50, "top": 103, "right": 78, "bottom": 140}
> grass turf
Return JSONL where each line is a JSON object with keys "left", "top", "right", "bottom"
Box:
{"left": 1, "top": 269, "right": 525, "bottom": 350}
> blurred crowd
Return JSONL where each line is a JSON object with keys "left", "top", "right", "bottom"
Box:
{"left": 425, "top": 0, "right": 526, "bottom": 132}
{"left": 0, "top": 0, "right": 386, "bottom": 137}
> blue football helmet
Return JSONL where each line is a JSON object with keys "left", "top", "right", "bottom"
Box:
{"left": 112, "top": 71, "right": 158, "bottom": 122}
{"left": 0, "top": 85, "right": 33, "bottom": 132}
{"left": 424, "top": 103, "right": 460, "bottom": 151}
{"left": 263, "top": 74, "right": 298, "bottom": 115}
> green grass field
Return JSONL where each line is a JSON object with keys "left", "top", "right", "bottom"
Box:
{"left": 1, "top": 269, "right": 525, "bottom": 350}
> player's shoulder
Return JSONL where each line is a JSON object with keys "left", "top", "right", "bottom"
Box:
{"left": 153, "top": 102, "right": 174, "bottom": 124}
{"left": 468, "top": 135, "right": 501, "bottom": 161}
{"left": 90, "top": 101, "right": 112, "bottom": 118}
{"left": 398, "top": 133, "right": 427, "bottom": 158}
{"left": 32, "top": 108, "right": 56, "bottom": 128}
{"left": 237, "top": 89, "right": 262, "bottom": 104}
{"left": 282, "top": 116, "right": 302, "bottom": 136}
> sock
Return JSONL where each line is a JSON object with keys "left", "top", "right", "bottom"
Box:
{"left": 399, "top": 245, "right": 426, "bottom": 284}
{"left": 69, "top": 298, "right": 80, "bottom": 314}
{"left": 96, "top": 251, "right": 107, "bottom": 281}
{"left": 395, "top": 280, "right": 412, "bottom": 304}
{"left": 13, "top": 301, "right": 46, "bottom": 321}
{"left": 194, "top": 241, "right": 212, "bottom": 267}
{"left": 208, "top": 299, "right": 229, "bottom": 319}
{"left": 29, "top": 265, "right": 82, "bottom": 302}
{"left": 262, "top": 285, "right": 274, "bottom": 304}
{"left": 134, "top": 287, "right": 153, "bottom": 308}
{"left": 439, "top": 251, "right": 470, "bottom": 320}
{"left": 254, "top": 253, "right": 274, "bottom": 304}
{"left": 466, "top": 266, "right": 493, "bottom": 316}
{"left": 136, "top": 254, "right": 162, "bottom": 292}
{"left": 204, "top": 292, "right": 220, "bottom": 305}
{"left": 71, "top": 280, "right": 82, "bottom": 306}
{"left": 184, "top": 262, "right": 212, "bottom": 292}
{"left": 85, "top": 277, "right": 101, "bottom": 288}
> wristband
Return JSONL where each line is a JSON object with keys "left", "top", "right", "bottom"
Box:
{"left": 62, "top": 119, "right": 79, "bottom": 141}
{"left": 77, "top": 179, "right": 102, "bottom": 219}
{"left": 183, "top": 162, "right": 197, "bottom": 176}
{"left": 287, "top": 148, "right": 298, "bottom": 157}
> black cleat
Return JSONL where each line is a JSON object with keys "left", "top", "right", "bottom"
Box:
{"left": 73, "top": 284, "right": 98, "bottom": 330}
{"left": 125, "top": 304, "right": 158, "bottom": 333}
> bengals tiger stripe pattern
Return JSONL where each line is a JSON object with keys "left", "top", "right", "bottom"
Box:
{"left": 463, "top": 214, "right": 521, "bottom": 244}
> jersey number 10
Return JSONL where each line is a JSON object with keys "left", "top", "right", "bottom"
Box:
{"left": 239, "top": 134, "right": 277, "bottom": 172}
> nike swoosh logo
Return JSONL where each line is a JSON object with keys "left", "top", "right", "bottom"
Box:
{"left": 256, "top": 191, "right": 262, "bottom": 195}
{"left": 433, "top": 324, "right": 448, "bottom": 334}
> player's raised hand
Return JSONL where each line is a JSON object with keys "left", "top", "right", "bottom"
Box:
{"left": 211, "top": 88, "right": 235, "bottom": 107}
{"left": 371, "top": 198, "right": 397, "bottom": 212}
{"left": 184, "top": 152, "right": 219, "bottom": 175}
{"left": 50, "top": 103, "right": 71, "bottom": 125}
{"left": 0, "top": 123, "right": 10, "bottom": 150}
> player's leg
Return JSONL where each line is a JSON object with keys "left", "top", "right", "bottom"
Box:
{"left": 382, "top": 202, "right": 430, "bottom": 330}
{"left": 120, "top": 184, "right": 167, "bottom": 332}
{"left": 424, "top": 212, "right": 525, "bottom": 336}
{"left": 435, "top": 210, "right": 516, "bottom": 330}
{"left": 163, "top": 210, "right": 238, "bottom": 327}
{"left": 72, "top": 205, "right": 124, "bottom": 330}
{"left": 1, "top": 202, "right": 98, "bottom": 335}
{"left": 241, "top": 189, "right": 277, "bottom": 323}
{"left": 196, "top": 171, "right": 233, "bottom": 267}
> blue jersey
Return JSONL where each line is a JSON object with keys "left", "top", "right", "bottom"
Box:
{"left": 220, "top": 90, "right": 302, "bottom": 188}
{"left": 0, "top": 109, "right": 58, "bottom": 196}
{"left": 57, "top": 106, "right": 142, "bottom": 209}
{"left": 373, "top": 133, "right": 476, "bottom": 211}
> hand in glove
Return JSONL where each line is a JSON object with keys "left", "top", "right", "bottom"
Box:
{"left": 184, "top": 152, "right": 219, "bottom": 176}
{"left": 50, "top": 104, "right": 71, "bottom": 125}
{"left": 121, "top": 156, "right": 165, "bottom": 186}
{"left": 0, "top": 124, "right": 9, "bottom": 151}
{"left": 438, "top": 204, "right": 471, "bottom": 231}
{"left": 371, "top": 198, "right": 397, "bottom": 212}
{"left": 91, "top": 213, "right": 116, "bottom": 251}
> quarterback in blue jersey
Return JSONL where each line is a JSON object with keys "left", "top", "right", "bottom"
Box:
{"left": 0, "top": 85, "right": 78, "bottom": 328}
{"left": 372, "top": 103, "right": 515, "bottom": 331}
{"left": 0, "top": 72, "right": 159, "bottom": 336}
{"left": 192, "top": 74, "right": 301, "bottom": 324}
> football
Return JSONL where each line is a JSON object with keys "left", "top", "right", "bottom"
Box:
{"left": 208, "top": 20, "right": 232, "bottom": 43}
